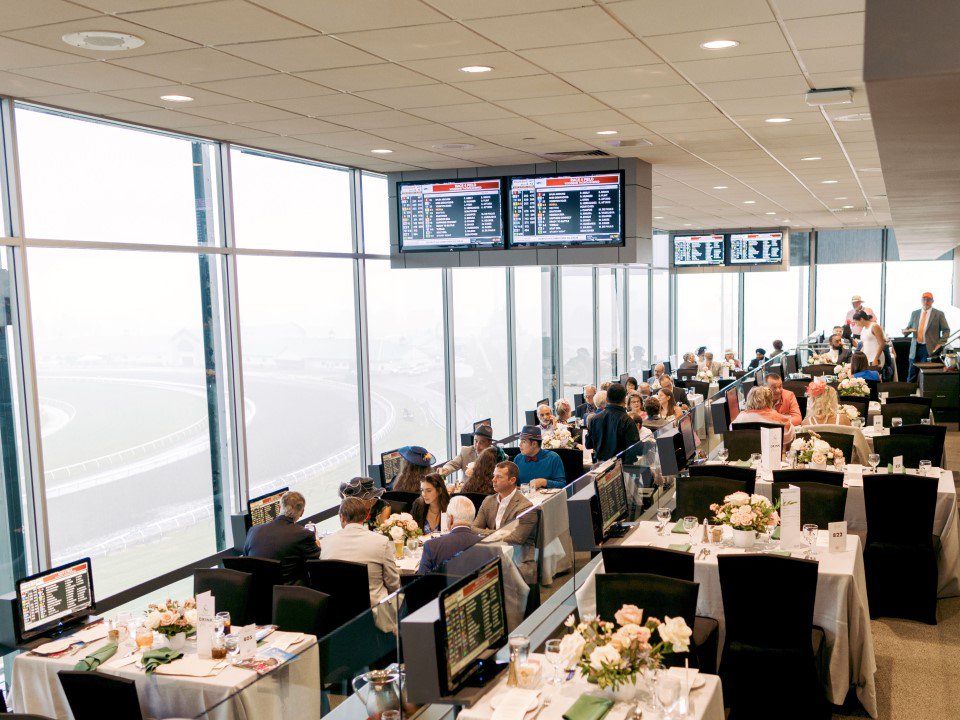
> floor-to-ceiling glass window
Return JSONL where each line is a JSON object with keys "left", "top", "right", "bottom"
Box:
{"left": 560, "top": 267, "right": 595, "bottom": 401}
{"left": 815, "top": 229, "right": 883, "bottom": 332}
{"left": 627, "top": 268, "right": 650, "bottom": 376}
{"left": 743, "top": 234, "right": 810, "bottom": 354}
{"left": 884, "top": 233, "right": 956, "bottom": 333}
{"left": 514, "top": 267, "right": 553, "bottom": 427}
{"left": 675, "top": 272, "right": 739, "bottom": 359}
{"left": 597, "top": 268, "right": 624, "bottom": 381}
{"left": 361, "top": 173, "right": 390, "bottom": 255}
{"left": 650, "top": 269, "right": 670, "bottom": 362}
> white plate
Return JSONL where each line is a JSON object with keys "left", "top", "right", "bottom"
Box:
{"left": 489, "top": 689, "right": 541, "bottom": 712}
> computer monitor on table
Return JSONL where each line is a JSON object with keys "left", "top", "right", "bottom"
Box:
{"left": 537, "top": 398, "right": 549, "bottom": 407}
{"left": 473, "top": 418, "right": 492, "bottom": 434}
{"left": 678, "top": 413, "right": 697, "bottom": 460}
{"left": 381, "top": 449, "right": 404, "bottom": 487}
{"left": 726, "top": 387, "right": 741, "bottom": 423}
{"left": 594, "top": 460, "right": 629, "bottom": 540}
{"left": 248, "top": 487, "right": 288, "bottom": 527}
{"left": 619, "top": 373, "right": 630, "bottom": 385}
{"left": 17, "top": 558, "right": 95, "bottom": 642}
{"left": 782, "top": 353, "right": 798, "bottom": 376}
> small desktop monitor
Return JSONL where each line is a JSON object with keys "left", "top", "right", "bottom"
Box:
{"left": 725, "top": 387, "right": 741, "bottom": 423}
{"left": 381, "top": 449, "right": 404, "bottom": 485}
{"left": 248, "top": 487, "right": 288, "bottom": 527}
{"left": 17, "top": 558, "right": 94, "bottom": 642}
{"left": 438, "top": 558, "right": 507, "bottom": 694}
{"left": 398, "top": 178, "right": 505, "bottom": 252}
{"left": 472, "top": 418, "right": 492, "bottom": 434}
{"left": 537, "top": 398, "right": 549, "bottom": 407}
{"left": 594, "top": 461, "right": 628, "bottom": 540}
{"left": 619, "top": 373, "right": 630, "bottom": 385}
{"left": 677, "top": 413, "right": 697, "bottom": 460}
{"left": 782, "top": 353, "right": 798, "bottom": 376}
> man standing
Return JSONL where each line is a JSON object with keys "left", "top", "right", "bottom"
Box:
{"left": 243, "top": 491, "right": 320, "bottom": 585}
{"left": 846, "top": 295, "right": 876, "bottom": 339}
{"left": 439, "top": 424, "right": 493, "bottom": 477}
{"left": 769, "top": 340, "right": 784, "bottom": 358}
{"left": 904, "top": 292, "right": 951, "bottom": 382}
{"left": 585, "top": 383, "right": 640, "bottom": 461}
{"left": 767, "top": 373, "right": 801, "bottom": 426}
{"left": 515, "top": 426, "right": 567, "bottom": 489}
{"left": 575, "top": 385, "right": 598, "bottom": 420}
{"left": 418, "top": 496, "right": 482, "bottom": 574}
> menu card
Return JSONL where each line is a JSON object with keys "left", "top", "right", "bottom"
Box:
{"left": 779, "top": 485, "right": 801, "bottom": 548}
{"left": 828, "top": 521, "right": 847, "bottom": 553}
{"left": 873, "top": 414, "right": 884, "bottom": 430}
{"left": 238, "top": 624, "right": 257, "bottom": 659}
{"left": 196, "top": 591, "right": 215, "bottom": 659}
{"left": 760, "top": 427, "right": 781, "bottom": 471}
{"left": 893, "top": 455, "right": 904, "bottom": 474}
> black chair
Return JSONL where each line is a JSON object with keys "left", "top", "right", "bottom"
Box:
{"left": 676, "top": 368, "right": 696, "bottom": 381}
{"left": 771, "top": 482, "right": 848, "bottom": 528}
{"left": 459, "top": 492, "right": 489, "bottom": 514}
{"left": 878, "top": 381, "right": 918, "bottom": 396}
{"left": 58, "top": 671, "right": 143, "bottom": 720}
{"left": 272, "top": 584, "right": 330, "bottom": 636}
{"left": 804, "top": 431, "right": 854, "bottom": 463}
{"left": 194, "top": 567, "right": 253, "bottom": 626}
{"left": 802, "top": 364, "right": 834, "bottom": 377}
{"left": 689, "top": 463, "right": 756, "bottom": 484}
{"left": 601, "top": 545, "right": 694, "bottom": 579}
{"left": 722, "top": 429, "right": 764, "bottom": 462}
{"left": 382, "top": 490, "right": 419, "bottom": 513}
{"left": 306, "top": 559, "right": 371, "bottom": 634}
{"left": 873, "top": 433, "right": 941, "bottom": 468}
{"left": 865, "top": 378, "right": 880, "bottom": 400}
{"left": 772, "top": 468, "right": 845, "bottom": 486}
{"left": 884, "top": 395, "right": 932, "bottom": 408}
{"left": 503, "top": 446, "right": 521, "bottom": 460}
{"left": 596, "top": 573, "right": 714, "bottom": 672}
{"left": 837, "top": 395, "right": 869, "bottom": 418}
{"left": 686, "top": 380, "right": 710, "bottom": 398}
{"left": 675, "top": 476, "right": 749, "bottom": 520}
{"left": 716, "top": 377, "right": 736, "bottom": 391}
{"left": 7, "top": 715, "right": 55, "bottom": 719}
{"left": 732, "top": 421, "right": 783, "bottom": 435}
{"left": 880, "top": 402, "right": 930, "bottom": 427}
{"left": 891, "top": 424, "right": 946, "bottom": 465}
{"left": 783, "top": 379, "right": 810, "bottom": 397}
{"left": 717, "top": 555, "right": 829, "bottom": 719}
{"left": 555, "top": 447, "right": 585, "bottom": 483}
{"left": 863, "top": 474, "right": 939, "bottom": 623}
{"left": 222, "top": 556, "right": 284, "bottom": 625}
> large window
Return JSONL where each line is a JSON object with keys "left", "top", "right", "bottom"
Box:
{"left": 743, "top": 266, "right": 809, "bottom": 357}
{"left": 675, "top": 272, "right": 739, "bottom": 360}
{"left": 628, "top": 268, "right": 650, "bottom": 375}
{"left": 650, "top": 269, "right": 670, "bottom": 362}
{"left": 514, "top": 267, "right": 553, "bottom": 427}
{"left": 561, "top": 267, "right": 594, "bottom": 401}
{"left": 815, "top": 230, "right": 883, "bottom": 331}
{"left": 597, "top": 268, "right": 624, "bottom": 380}
{"left": 361, "top": 173, "right": 390, "bottom": 255}
{"left": 884, "top": 260, "right": 956, "bottom": 334}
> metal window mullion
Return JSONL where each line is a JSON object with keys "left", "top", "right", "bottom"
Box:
{"left": 442, "top": 268, "right": 456, "bottom": 459}
{"left": 551, "top": 266, "right": 563, "bottom": 400}
{"left": 809, "top": 231, "right": 818, "bottom": 333}
{"left": 351, "top": 169, "right": 373, "bottom": 472}
{"left": 505, "top": 266, "right": 518, "bottom": 433}
{"left": 621, "top": 268, "right": 630, "bottom": 375}
{"left": 737, "top": 271, "right": 746, "bottom": 362}
{"left": 592, "top": 267, "right": 600, "bottom": 384}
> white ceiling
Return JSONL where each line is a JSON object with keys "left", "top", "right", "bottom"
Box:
{"left": 0, "top": 0, "right": 887, "bottom": 232}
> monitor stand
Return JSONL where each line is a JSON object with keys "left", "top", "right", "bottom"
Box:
{"left": 605, "top": 522, "right": 629, "bottom": 539}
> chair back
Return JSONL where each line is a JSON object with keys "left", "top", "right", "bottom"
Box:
{"left": 716, "top": 378, "right": 736, "bottom": 391}
{"left": 459, "top": 492, "right": 489, "bottom": 514}
{"left": 686, "top": 380, "right": 710, "bottom": 398}
{"left": 58, "top": 670, "right": 143, "bottom": 720}
{"left": 837, "top": 396, "right": 869, "bottom": 418}
{"left": 554, "top": 447, "right": 585, "bottom": 483}
{"left": 880, "top": 402, "right": 930, "bottom": 427}
{"left": 222, "top": 556, "right": 284, "bottom": 625}
{"left": 675, "top": 476, "right": 749, "bottom": 521}
{"left": 596, "top": 573, "right": 699, "bottom": 649}
{"left": 806, "top": 431, "right": 854, "bottom": 462}
{"left": 272, "top": 585, "right": 329, "bottom": 636}
{"left": 884, "top": 395, "right": 932, "bottom": 408}
{"left": 382, "top": 490, "right": 419, "bottom": 514}
{"left": 305, "top": 559, "right": 371, "bottom": 632}
{"left": 878, "top": 381, "right": 918, "bottom": 396}
{"left": 865, "top": 378, "right": 880, "bottom": 400}
{"left": 772, "top": 468, "right": 845, "bottom": 486}
{"left": 601, "top": 545, "right": 694, "bottom": 580}
{"left": 890, "top": 424, "right": 946, "bottom": 464}
{"left": 503, "top": 446, "right": 521, "bottom": 460}
{"left": 722, "top": 429, "right": 763, "bottom": 461}
{"left": 783, "top": 380, "right": 810, "bottom": 397}
{"left": 718, "top": 555, "right": 818, "bottom": 649}
{"left": 7, "top": 715, "right": 55, "bottom": 719}
{"left": 863, "top": 474, "right": 937, "bottom": 545}
{"left": 771, "top": 482, "right": 847, "bottom": 528}
{"left": 740, "top": 378, "right": 755, "bottom": 395}
{"left": 802, "top": 365, "right": 834, "bottom": 377}
{"left": 676, "top": 369, "right": 697, "bottom": 381}
{"left": 193, "top": 568, "right": 253, "bottom": 626}
{"left": 689, "top": 464, "right": 756, "bottom": 483}
{"left": 873, "top": 433, "right": 940, "bottom": 468}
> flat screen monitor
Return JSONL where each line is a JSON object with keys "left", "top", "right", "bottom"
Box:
{"left": 17, "top": 558, "right": 94, "bottom": 642}
{"left": 594, "top": 460, "right": 628, "bottom": 538}
{"left": 472, "top": 418, "right": 492, "bottom": 434}
{"left": 725, "top": 387, "right": 740, "bottom": 423}
{"left": 248, "top": 487, "right": 288, "bottom": 527}
{"left": 782, "top": 353, "right": 798, "bottom": 375}
{"left": 619, "top": 373, "right": 630, "bottom": 385}
{"left": 439, "top": 558, "right": 507, "bottom": 694}
{"left": 673, "top": 234, "right": 725, "bottom": 266}
{"left": 398, "top": 178, "right": 504, "bottom": 252}
{"left": 381, "top": 449, "right": 404, "bottom": 485}
{"left": 537, "top": 398, "right": 549, "bottom": 407}
{"left": 729, "top": 232, "right": 783, "bottom": 265}
{"left": 509, "top": 172, "right": 624, "bottom": 248}
{"left": 677, "top": 413, "right": 697, "bottom": 460}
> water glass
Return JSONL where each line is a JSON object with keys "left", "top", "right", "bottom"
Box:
{"left": 225, "top": 633, "right": 240, "bottom": 658}
{"left": 657, "top": 506, "right": 672, "bottom": 535}
{"left": 868, "top": 453, "right": 880, "bottom": 473}
{"left": 682, "top": 516, "right": 698, "bottom": 545}
{"left": 851, "top": 417, "right": 864, "bottom": 429}
{"left": 919, "top": 460, "right": 933, "bottom": 476}
{"left": 749, "top": 452, "right": 761, "bottom": 468}
{"left": 785, "top": 450, "right": 796, "bottom": 468}
{"left": 717, "top": 448, "right": 729, "bottom": 464}
{"left": 216, "top": 611, "right": 231, "bottom": 635}
{"left": 802, "top": 524, "right": 819, "bottom": 558}
{"left": 891, "top": 417, "right": 903, "bottom": 428}
{"left": 406, "top": 537, "right": 419, "bottom": 553}
{"left": 655, "top": 672, "right": 682, "bottom": 717}
{"left": 544, "top": 639, "right": 563, "bottom": 686}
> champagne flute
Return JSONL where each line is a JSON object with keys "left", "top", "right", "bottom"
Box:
{"left": 802, "top": 524, "right": 819, "bottom": 559}
{"left": 717, "top": 448, "right": 729, "bottom": 465}
{"left": 657, "top": 506, "right": 672, "bottom": 536}
{"left": 868, "top": 453, "right": 880, "bottom": 473}
{"left": 544, "top": 639, "right": 563, "bottom": 688}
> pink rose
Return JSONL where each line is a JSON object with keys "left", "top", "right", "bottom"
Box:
{"left": 614, "top": 604, "right": 644, "bottom": 626}
{"left": 159, "top": 611, "right": 177, "bottom": 626}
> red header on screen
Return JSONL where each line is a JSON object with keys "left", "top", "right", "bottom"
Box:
{"left": 543, "top": 175, "right": 619, "bottom": 187}
{"left": 428, "top": 181, "right": 499, "bottom": 192}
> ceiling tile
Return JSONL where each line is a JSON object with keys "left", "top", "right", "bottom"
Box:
{"left": 446, "top": 116, "right": 548, "bottom": 136}
{"left": 265, "top": 93, "right": 388, "bottom": 116}
{"left": 327, "top": 110, "right": 428, "bottom": 129}
{"left": 14, "top": 62, "right": 169, "bottom": 92}
{"left": 179, "top": 123, "right": 275, "bottom": 141}
{"left": 595, "top": 85, "right": 705, "bottom": 108}
{"left": 296, "top": 64, "right": 431, "bottom": 92}
{"left": 102, "top": 84, "right": 239, "bottom": 107}
{"left": 370, "top": 124, "right": 473, "bottom": 142}
{"left": 772, "top": 0, "right": 864, "bottom": 20}
{"left": 179, "top": 102, "right": 298, "bottom": 123}
{"left": 407, "top": 102, "right": 516, "bottom": 123}
{"left": 518, "top": 39, "right": 660, "bottom": 72}
{"left": 721, "top": 93, "right": 815, "bottom": 115}
{"left": 217, "top": 36, "right": 382, "bottom": 73}
{"left": 607, "top": 0, "right": 774, "bottom": 36}
{"left": 240, "top": 116, "right": 345, "bottom": 135}
{"left": 250, "top": 135, "right": 335, "bottom": 157}
{"left": 110, "top": 108, "right": 224, "bottom": 129}
{"left": 76, "top": 1, "right": 210, "bottom": 10}
{"left": 0, "top": 37, "right": 89, "bottom": 70}
{"left": 453, "top": 74, "right": 575, "bottom": 101}
{"left": 402, "top": 52, "right": 542, "bottom": 83}
{"left": 644, "top": 117, "right": 737, "bottom": 133}
{"left": 699, "top": 75, "right": 810, "bottom": 100}
{"left": 559, "top": 64, "right": 685, "bottom": 93}
{"left": 356, "top": 84, "right": 478, "bottom": 109}
{"left": 0, "top": 71, "right": 83, "bottom": 97}
{"left": 534, "top": 109, "right": 633, "bottom": 131}
{"left": 333, "top": 23, "right": 498, "bottom": 61}
{"left": 784, "top": 13, "right": 864, "bottom": 50}
{"left": 0, "top": 0, "right": 99, "bottom": 31}
{"left": 497, "top": 93, "right": 605, "bottom": 116}
{"left": 427, "top": 0, "right": 585, "bottom": 20}
{"left": 3, "top": 16, "right": 199, "bottom": 59}
{"left": 621, "top": 102, "right": 724, "bottom": 122}
{"left": 799, "top": 45, "right": 863, "bottom": 74}
{"left": 111, "top": 48, "right": 274, "bottom": 84}
{"left": 466, "top": 7, "right": 631, "bottom": 49}
{"left": 194, "top": 74, "right": 335, "bottom": 101}
{"left": 644, "top": 23, "right": 789, "bottom": 62}
{"left": 293, "top": 128, "right": 392, "bottom": 149}
{"left": 37, "top": 92, "right": 158, "bottom": 115}
{"left": 675, "top": 52, "right": 801, "bottom": 83}
{"left": 251, "top": 0, "right": 447, "bottom": 32}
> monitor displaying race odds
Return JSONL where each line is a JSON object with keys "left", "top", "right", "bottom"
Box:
{"left": 729, "top": 232, "right": 783, "bottom": 265}
{"left": 248, "top": 487, "right": 287, "bottom": 527}
{"left": 594, "top": 461, "right": 628, "bottom": 537}
{"left": 673, "top": 234, "right": 725, "bottom": 266}
{"left": 509, "top": 172, "right": 624, "bottom": 248}
{"left": 18, "top": 558, "right": 94, "bottom": 641}
{"left": 381, "top": 449, "right": 404, "bottom": 485}
{"left": 398, "top": 178, "right": 504, "bottom": 252}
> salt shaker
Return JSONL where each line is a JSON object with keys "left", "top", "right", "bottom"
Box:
{"left": 507, "top": 635, "right": 530, "bottom": 688}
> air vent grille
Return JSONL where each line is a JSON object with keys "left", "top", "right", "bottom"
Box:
{"left": 538, "top": 149, "right": 612, "bottom": 161}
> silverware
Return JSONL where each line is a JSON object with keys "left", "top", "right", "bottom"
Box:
{"left": 701, "top": 548, "right": 711, "bottom": 560}
{"left": 67, "top": 641, "right": 87, "bottom": 656}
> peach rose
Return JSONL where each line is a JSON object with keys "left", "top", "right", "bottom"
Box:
{"left": 614, "top": 604, "right": 644, "bottom": 626}
{"left": 159, "top": 611, "right": 177, "bottom": 626}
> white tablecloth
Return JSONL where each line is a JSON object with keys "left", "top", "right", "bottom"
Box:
{"left": 12, "top": 632, "right": 320, "bottom": 720}
{"left": 576, "top": 522, "right": 878, "bottom": 717}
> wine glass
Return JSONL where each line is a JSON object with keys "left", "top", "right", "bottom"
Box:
{"left": 891, "top": 417, "right": 903, "bottom": 428}
{"left": 868, "top": 453, "right": 880, "bottom": 473}
{"left": 717, "top": 448, "right": 729, "bottom": 465}
{"left": 544, "top": 639, "right": 563, "bottom": 688}
{"left": 749, "top": 452, "right": 761, "bottom": 468}
{"left": 920, "top": 417, "right": 932, "bottom": 425}
{"left": 655, "top": 672, "right": 681, "bottom": 717}
{"left": 802, "top": 524, "right": 819, "bottom": 559}
{"left": 682, "top": 515, "right": 698, "bottom": 546}
{"left": 785, "top": 450, "right": 797, "bottom": 469}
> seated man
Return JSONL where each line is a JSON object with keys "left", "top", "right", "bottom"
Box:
{"left": 651, "top": 363, "right": 666, "bottom": 389}
{"left": 678, "top": 352, "right": 698, "bottom": 371}
{"left": 439, "top": 424, "right": 493, "bottom": 478}
{"left": 418, "top": 496, "right": 482, "bottom": 574}
{"left": 243, "top": 490, "right": 319, "bottom": 585}
{"left": 516, "top": 426, "right": 567, "bottom": 489}
{"left": 575, "top": 384, "right": 598, "bottom": 420}
{"left": 767, "top": 373, "right": 802, "bottom": 426}
{"left": 746, "top": 347, "right": 766, "bottom": 371}
{"left": 825, "top": 334, "right": 851, "bottom": 364}
{"left": 473, "top": 461, "right": 537, "bottom": 582}
{"left": 638, "top": 382, "right": 652, "bottom": 400}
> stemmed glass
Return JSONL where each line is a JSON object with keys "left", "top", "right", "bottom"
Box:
{"left": 655, "top": 671, "right": 681, "bottom": 718}
{"left": 544, "top": 639, "right": 563, "bottom": 689}
{"left": 868, "top": 453, "right": 880, "bottom": 473}
{"left": 918, "top": 460, "right": 932, "bottom": 476}
{"left": 717, "top": 448, "right": 729, "bottom": 465}
{"left": 657, "top": 506, "right": 672, "bottom": 536}
{"left": 802, "top": 524, "right": 819, "bottom": 559}
{"left": 683, "top": 515, "right": 698, "bottom": 547}
{"left": 749, "top": 452, "right": 761, "bottom": 468}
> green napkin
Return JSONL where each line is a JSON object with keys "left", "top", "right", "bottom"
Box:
{"left": 772, "top": 526, "right": 781, "bottom": 540}
{"left": 668, "top": 543, "right": 691, "bottom": 552}
{"left": 563, "top": 694, "right": 613, "bottom": 720}
{"left": 73, "top": 642, "right": 117, "bottom": 671}
{"left": 767, "top": 550, "right": 792, "bottom": 557}
{"left": 141, "top": 647, "right": 183, "bottom": 674}
{"left": 671, "top": 521, "right": 689, "bottom": 534}
{"left": 733, "top": 459, "right": 752, "bottom": 468}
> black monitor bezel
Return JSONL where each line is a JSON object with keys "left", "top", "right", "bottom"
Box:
{"left": 247, "top": 486, "right": 288, "bottom": 526}
{"left": 16, "top": 557, "right": 95, "bottom": 642}
{"left": 437, "top": 557, "right": 508, "bottom": 695}
{"left": 725, "top": 387, "right": 741, "bottom": 422}
{"left": 507, "top": 170, "right": 627, "bottom": 249}
{"left": 677, "top": 413, "right": 697, "bottom": 459}
{"left": 727, "top": 231, "right": 784, "bottom": 266}
{"left": 594, "top": 460, "right": 628, "bottom": 538}
{"left": 472, "top": 418, "right": 492, "bottom": 433}
{"left": 671, "top": 233, "right": 726, "bottom": 267}
{"left": 396, "top": 176, "right": 506, "bottom": 253}
{"left": 380, "top": 448, "right": 404, "bottom": 482}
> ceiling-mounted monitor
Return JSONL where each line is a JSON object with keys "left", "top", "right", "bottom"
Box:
{"left": 673, "top": 234, "right": 725, "bottom": 266}
{"left": 729, "top": 232, "right": 784, "bottom": 265}
{"left": 398, "top": 178, "right": 504, "bottom": 252}
{"left": 508, "top": 172, "right": 624, "bottom": 248}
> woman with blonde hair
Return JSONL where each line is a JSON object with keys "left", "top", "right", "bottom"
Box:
{"left": 732, "top": 386, "right": 796, "bottom": 445}
{"left": 802, "top": 381, "right": 852, "bottom": 426}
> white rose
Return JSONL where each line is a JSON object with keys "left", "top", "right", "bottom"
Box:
{"left": 146, "top": 611, "right": 162, "bottom": 630}
{"left": 389, "top": 525, "right": 405, "bottom": 541}
{"left": 834, "top": 365, "right": 842, "bottom": 374}
{"left": 813, "top": 439, "right": 830, "bottom": 453}
{"left": 397, "top": 513, "right": 414, "bottom": 523}
{"left": 589, "top": 644, "right": 623, "bottom": 671}
{"left": 657, "top": 616, "right": 693, "bottom": 653}
{"left": 184, "top": 609, "right": 198, "bottom": 626}
{"left": 559, "top": 632, "right": 586, "bottom": 668}
{"left": 724, "top": 491, "right": 751, "bottom": 506}
{"left": 750, "top": 494, "right": 770, "bottom": 507}
{"left": 790, "top": 438, "right": 804, "bottom": 451}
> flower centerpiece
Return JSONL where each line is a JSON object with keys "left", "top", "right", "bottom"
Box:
{"left": 145, "top": 598, "right": 197, "bottom": 647}
{"left": 809, "top": 352, "right": 833, "bottom": 365}
{"left": 558, "top": 606, "right": 691, "bottom": 698}
{"left": 543, "top": 424, "right": 576, "bottom": 450}
{"left": 838, "top": 376, "right": 869, "bottom": 397}
{"left": 834, "top": 363, "right": 852, "bottom": 380}
{"left": 710, "top": 491, "right": 780, "bottom": 548}
{"left": 789, "top": 431, "right": 845, "bottom": 467}
{"left": 695, "top": 369, "right": 714, "bottom": 381}
{"left": 841, "top": 404, "right": 860, "bottom": 421}
{"left": 377, "top": 512, "right": 422, "bottom": 542}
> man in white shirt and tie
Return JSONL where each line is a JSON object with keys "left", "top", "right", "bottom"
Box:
{"left": 904, "top": 291, "right": 951, "bottom": 382}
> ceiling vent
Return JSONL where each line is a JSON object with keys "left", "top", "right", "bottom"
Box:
{"left": 538, "top": 149, "right": 612, "bottom": 161}
{"left": 832, "top": 205, "right": 869, "bottom": 213}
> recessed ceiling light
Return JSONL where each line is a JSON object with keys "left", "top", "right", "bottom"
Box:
{"left": 684, "top": 223, "right": 692, "bottom": 226}
{"left": 459, "top": 65, "right": 493, "bottom": 73}
{"left": 765, "top": 212, "right": 776, "bottom": 215}
{"left": 700, "top": 40, "right": 739, "bottom": 49}
{"left": 743, "top": 200, "right": 756, "bottom": 204}
{"left": 370, "top": 149, "right": 393, "bottom": 154}
{"left": 821, "top": 179, "right": 838, "bottom": 184}
{"left": 834, "top": 196, "right": 848, "bottom": 200}
{"left": 62, "top": 30, "right": 145, "bottom": 51}
{"left": 713, "top": 185, "right": 727, "bottom": 190}
{"left": 765, "top": 117, "right": 792, "bottom": 123}
{"left": 596, "top": 130, "right": 618, "bottom": 135}
{"left": 834, "top": 112, "right": 871, "bottom": 122}
{"left": 801, "top": 156, "right": 821, "bottom": 161}
{"left": 858, "top": 167, "right": 881, "bottom": 172}
{"left": 842, "top": 205, "right": 855, "bottom": 209}
{"left": 654, "top": 216, "right": 664, "bottom": 219}
{"left": 160, "top": 94, "right": 193, "bottom": 103}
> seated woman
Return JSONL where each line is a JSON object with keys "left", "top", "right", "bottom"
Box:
{"left": 339, "top": 476, "right": 390, "bottom": 530}
{"left": 411, "top": 473, "right": 450, "bottom": 534}
{"left": 658, "top": 388, "right": 683, "bottom": 420}
{"left": 850, "top": 351, "right": 880, "bottom": 381}
{"left": 732, "top": 386, "right": 796, "bottom": 446}
{"left": 624, "top": 376, "right": 639, "bottom": 392}
{"left": 392, "top": 446, "right": 435, "bottom": 493}
{"left": 802, "top": 381, "right": 852, "bottom": 426}
{"left": 723, "top": 349, "right": 742, "bottom": 370}
{"left": 458, "top": 446, "right": 498, "bottom": 495}
{"left": 626, "top": 391, "right": 645, "bottom": 416}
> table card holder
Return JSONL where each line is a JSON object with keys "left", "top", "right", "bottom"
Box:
{"left": 238, "top": 624, "right": 257, "bottom": 659}
{"left": 893, "top": 455, "right": 904, "bottom": 474}
{"left": 779, "top": 485, "right": 801, "bottom": 548}
{"left": 872, "top": 414, "right": 883, "bottom": 430}
{"left": 828, "top": 521, "right": 847, "bottom": 553}
{"left": 760, "top": 427, "right": 781, "bottom": 471}
{"left": 196, "top": 591, "right": 215, "bottom": 659}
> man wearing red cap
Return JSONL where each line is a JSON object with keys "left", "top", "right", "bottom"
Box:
{"left": 904, "top": 292, "right": 950, "bottom": 382}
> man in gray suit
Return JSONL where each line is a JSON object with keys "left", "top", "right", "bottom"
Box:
{"left": 472, "top": 460, "right": 537, "bottom": 583}
{"left": 904, "top": 291, "right": 951, "bottom": 382}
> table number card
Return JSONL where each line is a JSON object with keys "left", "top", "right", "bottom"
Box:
{"left": 872, "top": 414, "right": 884, "bottom": 430}
{"left": 238, "top": 624, "right": 257, "bottom": 659}
{"left": 779, "top": 485, "right": 801, "bottom": 548}
{"left": 829, "top": 521, "right": 847, "bottom": 553}
{"left": 196, "top": 591, "right": 215, "bottom": 659}
{"left": 760, "top": 427, "right": 781, "bottom": 472}
{"left": 893, "top": 455, "right": 904, "bottom": 474}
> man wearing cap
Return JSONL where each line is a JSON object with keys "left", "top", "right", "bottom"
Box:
{"left": 439, "top": 426, "right": 494, "bottom": 478}
{"left": 904, "top": 292, "right": 950, "bottom": 382}
{"left": 516, "top": 426, "right": 567, "bottom": 489}
{"left": 586, "top": 383, "right": 640, "bottom": 462}
{"left": 243, "top": 490, "right": 319, "bottom": 585}
{"left": 846, "top": 296, "right": 876, "bottom": 339}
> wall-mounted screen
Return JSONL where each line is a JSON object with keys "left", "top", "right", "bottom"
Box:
{"left": 673, "top": 234, "right": 725, "bottom": 266}
{"left": 509, "top": 172, "right": 624, "bottom": 248}
{"left": 729, "top": 232, "right": 783, "bottom": 265}
{"left": 398, "top": 178, "right": 504, "bottom": 252}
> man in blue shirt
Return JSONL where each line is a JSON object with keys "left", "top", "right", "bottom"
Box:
{"left": 516, "top": 425, "right": 567, "bottom": 489}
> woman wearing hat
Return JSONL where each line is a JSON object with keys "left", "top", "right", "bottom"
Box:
{"left": 392, "top": 446, "right": 436, "bottom": 493}
{"left": 339, "top": 477, "right": 390, "bottom": 530}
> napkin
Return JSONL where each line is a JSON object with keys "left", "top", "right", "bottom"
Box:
{"left": 772, "top": 526, "right": 781, "bottom": 540}
{"left": 73, "top": 642, "right": 117, "bottom": 671}
{"left": 562, "top": 694, "right": 613, "bottom": 720}
{"left": 668, "top": 544, "right": 691, "bottom": 552}
{"left": 671, "top": 521, "right": 689, "bottom": 535}
{"left": 141, "top": 647, "right": 183, "bottom": 674}
{"left": 153, "top": 656, "right": 227, "bottom": 677}
{"left": 766, "top": 550, "right": 792, "bottom": 558}
{"left": 491, "top": 689, "right": 538, "bottom": 720}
